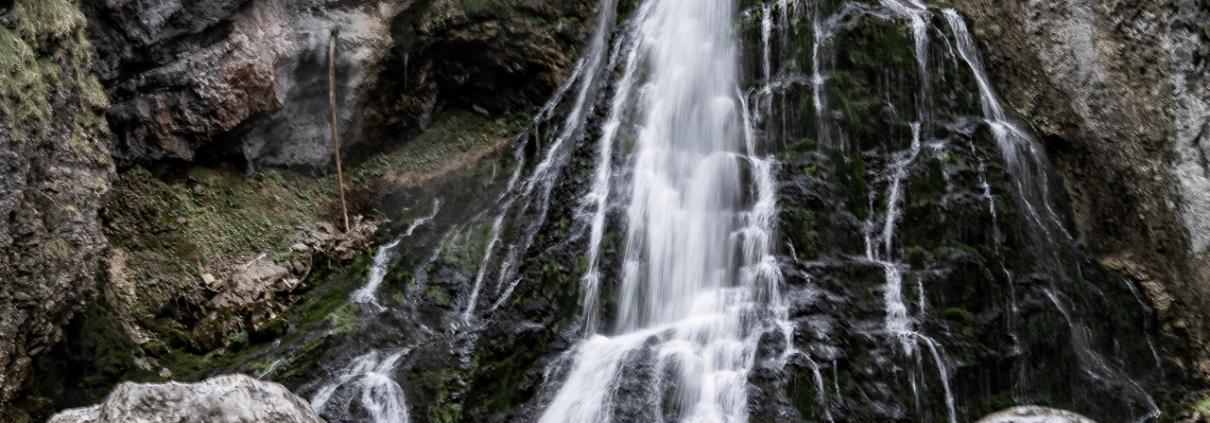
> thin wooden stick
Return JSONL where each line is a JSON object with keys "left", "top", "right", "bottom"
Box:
{"left": 329, "top": 29, "right": 349, "bottom": 233}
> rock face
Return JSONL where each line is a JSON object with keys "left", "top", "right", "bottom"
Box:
{"left": 0, "top": 0, "right": 114, "bottom": 412}
{"left": 947, "top": 0, "right": 1210, "bottom": 375}
{"left": 976, "top": 406, "right": 1098, "bottom": 423}
{"left": 47, "top": 374, "right": 325, "bottom": 423}
{"left": 85, "top": 0, "right": 595, "bottom": 172}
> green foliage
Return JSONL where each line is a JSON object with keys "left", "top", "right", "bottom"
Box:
{"left": 44, "top": 237, "right": 72, "bottom": 260}
{"left": 0, "top": 25, "right": 48, "bottom": 129}
{"left": 229, "top": 331, "right": 250, "bottom": 351}
{"left": 9, "top": 0, "right": 86, "bottom": 42}
{"left": 426, "top": 285, "right": 453, "bottom": 306}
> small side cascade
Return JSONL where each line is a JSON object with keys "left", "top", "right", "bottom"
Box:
{"left": 350, "top": 239, "right": 401, "bottom": 311}
{"left": 311, "top": 350, "right": 410, "bottom": 423}
{"left": 947, "top": 9, "right": 1162, "bottom": 419}
{"left": 576, "top": 7, "right": 648, "bottom": 334}
{"left": 352, "top": 200, "right": 440, "bottom": 311}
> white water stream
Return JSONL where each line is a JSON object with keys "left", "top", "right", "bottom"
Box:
{"left": 312, "top": 350, "right": 410, "bottom": 423}
{"left": 297, "top": 1, "right": 1166, "bottom": 422}
{"left": 540, "top": 0, "right": 781, "bottom": 421}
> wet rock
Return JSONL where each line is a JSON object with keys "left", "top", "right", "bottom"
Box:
{"left": 948, "top": 0, "right": 1210, "bottom": 375}
{"left": 976, "top": 406, "right": 1098, "bottom": 423}
{"left": 47, "top": 374, "right": 325, "bottom": 423}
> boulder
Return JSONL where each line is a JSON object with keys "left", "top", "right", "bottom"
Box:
{"left": 976, "top": 406, "right": 1098, "bottom": 423}
{"left": 214, "top": 261, "right": 290, "bottom": 309}
{"left": 47, "top": 374, "right": 325, "bottom": 423}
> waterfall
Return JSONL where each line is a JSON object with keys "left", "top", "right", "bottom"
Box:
{"left": 277, "top": 0, "right": 1171, "bottom": 421}
{"left": 540, "top": 0, "right": 779, "bottom": 420}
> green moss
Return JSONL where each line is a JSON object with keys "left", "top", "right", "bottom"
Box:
{"left": 0, "top": 25, "right": 48, "bottom": 129}
{"left": 616, "top": 0, "right": 641, "bottom": 25}
{"left": 278, "top": 338, "right": 329, "bottom": 386}
{"left": 821, "top": 16, "right": 920, "bottom": 149}
{"left": 295, "top": 281, "right": 355, "bottom": 331}
{"left": 9, "top": 0, "right": 86, "bottom": 42}
{"left": 44, "top": 238, "right": 72, "bottom": 260}
{"left": 78, "top": 74, "right": 108, "bottom": 110}
{"left": 433, "top": 402, "right": 464, "bottom": 423}
{"left": 942, "top": 307, "right": 974, "bottom": 323}
{"left": 328, "top": 301, "right": 359, "bottom": 335}
{"left": 791, "top": 138, "right": 819, "bottom": 154}
{"left": 228, "top": 331, "right": 250, "bottom": 351}
{"left": 426, "top": 285, "right": 453, "bottom": 306}
{"left": 781, "top": 202, "right": 825, "bottom": 260}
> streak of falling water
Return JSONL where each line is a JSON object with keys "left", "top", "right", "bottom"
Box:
{"left": 352, "top": 200, "right": 441, "bottom": 310}
{"left": 875, "top": 123, "right": 921, "bottom": 358}
{"left": 810, "top": 0, "right": 827, "bottom": 145}
{"left": 540, "top": 0, "right": 780, "bottom": 420}
{"left": 1043, "top": 289, "right": 1161, "bottom": 422}
{"left": 1122, "top": 278, "right": 1165, "bottom": 371}
{"left": 462, "top": 212, "right": 506, "bottom": 320}
{"left": 920, "top": 336, "right": 957, "bottom": 423}
{"left": 945, "top": 9, "right": 1062, "bottom": 229}
{"left": 880, "top": 0, "right": 929, "bottom": 122}
{"left": 882, "top": 123, "right": 922, "bottom": 257}
{"left": 406, "top": 199, "right": 442, "bottom": 237}
{"left": 578, "top": 9, "right": 649, "bottom": 334}
{"left": 350, "top": 239, "right": 401, "bottom": 311}
{"left": 311, "top": 350, "right": 410, "bottom": 423}
{"left": 948, "top": 10, "right": 1160, "bottom": 419}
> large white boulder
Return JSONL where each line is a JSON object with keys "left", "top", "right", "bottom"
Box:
{"left": 976, "top": 406, "right": 1099, "bottom": 423}
{"left": 47, "top": 374, "right": 324, "bottom": 423}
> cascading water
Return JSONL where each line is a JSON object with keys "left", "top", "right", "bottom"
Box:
{"left": 246, "top": 0, "right": 1178, "bottom": 422}
{"left": 540, "top": 0, "right": 780, "bottom": 420}
{"left": 311, "top": 350, "right": 410, "bottom": 423}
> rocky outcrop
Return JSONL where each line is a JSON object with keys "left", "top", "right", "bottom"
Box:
{"left": 948, "top": 0, "right": 1210, "bottom": 376}
{"left": 0, "top": 0, "right": 114, "bottom": 414}
{"left": 976, "top": 406, "right": 1098, "bottom": 423}
{"left": 86, "top": 0, "right": 595, "bottom": 172}
{"left": 47, "top": 374, "right": 325, "bottom": 423}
